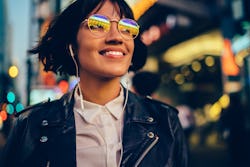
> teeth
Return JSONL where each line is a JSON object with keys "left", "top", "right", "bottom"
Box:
{"left": 104, "top": 51, "right": 123, "bottom": 56}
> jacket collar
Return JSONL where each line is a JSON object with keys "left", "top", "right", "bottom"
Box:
{"left": 125, "top": 91, "right": 157, "bottom": 124}
{"left": 62, "top": 88, "right": 157, "bottom": 121}
{"left": 53, "top": 87, "right": 162, "bottom": 167}
{"left": 61, "top": 86, "right": 155, "bottom": 123}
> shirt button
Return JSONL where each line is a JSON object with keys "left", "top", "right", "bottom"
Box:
{"left": 40, "top": 136, "right": 48, "bottom": 143}
{"left": 147, "top": 132, "right": 155, "bottom": 138}
{"left": 147, "top": 117, "right": 154, "bottom": 123}
{"left": 41, "top": 120, "right": 48, "bottom": 126}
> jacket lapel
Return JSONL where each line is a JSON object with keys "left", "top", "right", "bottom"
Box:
{"left": 121, "top": 93, "right": 174, "bottom": 167}
{"left": 42, "top": 91, "right": 77, "bottom": 167}
{"left": 121, "top": 93, "right": 158, "bottom": 166}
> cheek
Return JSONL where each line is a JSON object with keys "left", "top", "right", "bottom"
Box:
{"left": 76, "top": 32, "right": 91, "bottom": 66}
{"left": 77, "top": 31, "right": 95, "bottom": 55}
{"left": 77, "top": 31, "right": 87, "bottom": 49}
{"left": 130, "top": 41, "right": 135, "bottom": 52}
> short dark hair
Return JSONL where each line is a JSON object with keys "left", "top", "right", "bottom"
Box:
{"left": 29, "top": 0, "right": 147, "bottom": 76}
{"left": 132, "top": 71, "right": 161, "bottom": 96}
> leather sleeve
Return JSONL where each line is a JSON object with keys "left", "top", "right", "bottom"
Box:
{"left": 143, "top": 97, "right": 189, "bottom": 167}
{"left": 168, "top": 109, "right": 189, "bottom": 167}
{"left": 0, "top": 116, "right": 27, "bottom": 167}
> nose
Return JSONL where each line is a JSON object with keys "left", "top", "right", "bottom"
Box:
{"left": 105, "top": 21, "right": 123, "bottom": 43}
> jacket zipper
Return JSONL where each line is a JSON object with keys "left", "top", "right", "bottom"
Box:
{"left": 118, "top": 143, "right": 123, "bottom": 166}
{"left": 134, "top": 136, "right": 159, "bottom": 167}
{"left": 46, "top": 161, "right": 50, "bottom": 167}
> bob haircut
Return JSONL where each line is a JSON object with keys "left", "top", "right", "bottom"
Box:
{"left": 29, "top": 0, "right": 147, "bottom": 76}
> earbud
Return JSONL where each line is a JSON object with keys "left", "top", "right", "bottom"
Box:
{"left": 69, "top": 44, "right": 74, "bottom": 57}
{"left": 69, "top": 44, "right": 79, "bottom": 77}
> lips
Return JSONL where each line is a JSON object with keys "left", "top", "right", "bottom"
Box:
{"left": 102, "top": 51, "right": 123, "bottom": 56}
{"left": 99, "top": 48, "right": 125, "bottom": 57}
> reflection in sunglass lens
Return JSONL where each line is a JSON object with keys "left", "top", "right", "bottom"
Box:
{"left": 88, "top": 15, "right": 110, "bottom": 33}
{"left": 119, "top": 19, "right": 139, "bottom": 39}
{"left": 87, "top": 14, "right": 139, "bottom": 39}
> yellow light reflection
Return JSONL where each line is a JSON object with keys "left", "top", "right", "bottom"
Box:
{"left": 163, "top": 30, "right": 224, "bottom": 66}
{"left": 0, "top": 117, "right": 3, "bottom": 130}
{"left": 209, "top": 102, "right": 222, "bottom": 121}
{"left": 142, "top": 56, "right": 159, "bottom": 72}
{"left": 219, "top": 94, "right": 230, "bottom": 109}
{"left": 130, "top": 0, "right": 157, "bottom": 20}
{"left": 235, "top": 48, "right": 250, "bottom": 66}
{"left": 8, "top": 66, "right": 19, "bottom": 78}
{"left": 180, "top": 66, "right": 191, "bottom": 76}
{"left": 191, "top": 61, "right": 201, "bottom": 72}
{"left": 205, "top": 56, "right": 215, "bottom": 67}
{"left": 174, "top": 74, "right": 185, "bottom": 85}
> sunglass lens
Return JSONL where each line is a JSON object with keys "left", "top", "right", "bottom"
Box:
{"left": 88, "top": 14, "right": 110, "bottom": 34}
{"left": 119, "top": 19, "right": 139, "bottom": 39}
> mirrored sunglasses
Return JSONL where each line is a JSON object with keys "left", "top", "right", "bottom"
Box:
{"left": 82, "top": 14, "right": 140, "bottom": 40}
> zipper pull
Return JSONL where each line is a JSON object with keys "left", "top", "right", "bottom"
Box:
{"left": 46, "top": 161, "right": 50, "bottom": 167}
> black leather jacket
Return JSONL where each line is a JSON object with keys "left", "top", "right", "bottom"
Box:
{"left": 1, "top": 90, "right": 188, "bottom": 167}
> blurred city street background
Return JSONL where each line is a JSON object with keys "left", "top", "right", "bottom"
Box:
{"left": 1, "top": 0, "right": 250, "bottom": 166}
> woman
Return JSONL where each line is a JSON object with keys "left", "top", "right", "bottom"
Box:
{"left": 1, "top": 0, "right": 188, "bottom": 166}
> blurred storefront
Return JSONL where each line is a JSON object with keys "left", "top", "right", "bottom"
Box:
{"left": 135, "top": 0, "right": 250, "bottom": 166}
{"left": 26, "top": 0, "right": 76, "bottom": 105}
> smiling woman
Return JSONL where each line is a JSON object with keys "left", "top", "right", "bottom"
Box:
{"left": 1, "top": 1, "right": 188, "bottom": 167}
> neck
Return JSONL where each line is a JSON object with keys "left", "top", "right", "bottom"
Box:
{"left": 78, "top": 77, "right": 122, "bottom": 105}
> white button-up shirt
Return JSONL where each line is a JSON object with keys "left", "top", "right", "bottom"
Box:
{"left": 74, "top": 88, "right": 124, "bottom": 167}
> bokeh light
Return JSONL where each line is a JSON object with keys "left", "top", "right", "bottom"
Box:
{"left": 191, "top": 61, "right": 201, "bottom": 72}
{"left": 58, "top": 80, "right": 69, "bottom": 94}
{"left": 7, "top": 91, "right": 16, "bottom": 103}
{"left": 0, "top": 110, "right": 8, "bottom": 121}
{"left": 0, "top": 117, "right": 3, "bottom": 130}
{"left": 8, "top": 65, "right": 19, "bottom": 78}
{"left": 6, "top": 104, "right": 14, "bottom": 114}
{"left": 16, "top": 103, "right": 24, "bottom": 113}
{"left": 205, "top": 56, "right": 215, "bottom": 67}
{"left": 174, "top": 74, "right": 185, "bottom": 85}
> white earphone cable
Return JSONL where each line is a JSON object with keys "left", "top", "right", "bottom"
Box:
{"left": 69, "top": 44, "right": 84, "bottom": 110}
{"left": 69, "top": 44, "right": 128, "bottom": 113}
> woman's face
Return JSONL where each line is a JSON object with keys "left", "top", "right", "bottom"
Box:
{"left": 76, "top": 0, "right": 135, "bottom": 80}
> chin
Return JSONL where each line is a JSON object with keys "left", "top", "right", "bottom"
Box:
{"left": 113, "top": 71, "right": 128, "bottom": 77}
{"left": 108, "top": 69, "right": 128, "bottom": 77}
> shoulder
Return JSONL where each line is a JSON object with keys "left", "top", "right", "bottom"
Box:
{"left": 15, "top": 91, "right": 73, "bottom": 119}
{"left": 15, "top": 99, "right": 49, "bottom": 116}
{"left": 144, "top": 96, "right": 178, "bottom": 114}
{"left": 128, "top": 91, "right": 178, "bottom": 116}
{"left": 14, "top": 98, "right": 63, "bottom": 122}
{"left": 143, "top": 97, "right": 184, "bottom": 135}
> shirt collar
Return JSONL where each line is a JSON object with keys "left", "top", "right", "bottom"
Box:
{"left": 74, "top": 87, "right": 125, "bottom": 123}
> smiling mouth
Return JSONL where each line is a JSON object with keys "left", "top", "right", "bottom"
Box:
{"left": 100, "top": 51, "right": 125, "bottom": 57}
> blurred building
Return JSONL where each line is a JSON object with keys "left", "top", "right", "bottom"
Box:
{"left": 0, "top": 0, "right": 11, "bottom": 72}
{"left": 26, "top": 0, "right": 75, "bottom": 105}
{"left": 0, "top": 0, "right": 14, "bottom": 103}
